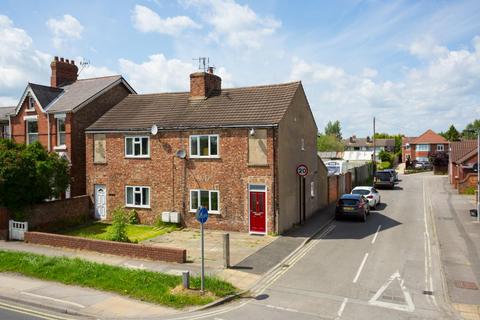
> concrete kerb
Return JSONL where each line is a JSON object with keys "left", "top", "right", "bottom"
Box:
{"left": 0, "top": 291, "right": 95, "bottom": 319}
{"left": 193, "top": 215, "right": 336, "bottom": 312}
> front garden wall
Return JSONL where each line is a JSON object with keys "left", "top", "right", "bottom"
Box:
{"left": 24, "top": 231, "right": 186, "bottom": 263}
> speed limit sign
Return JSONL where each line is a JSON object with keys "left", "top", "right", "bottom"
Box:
{"left": 296, "top": 164, "right": 308, "bottom": 176}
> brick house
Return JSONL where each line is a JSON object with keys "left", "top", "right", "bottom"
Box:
{"left": 86, "top": 69, "right": 324, "bottom": 234}
{"left": 0, "top": 106, "right": 15, "bottom": 139}
{"left": 8, "top": 57, "right": 135, "bottom": 197}
{"left": 449, "top": 140, "right": 478, "bottom": 193}
{"left": 401, "top": 129, "right": 448, "bottom": 163}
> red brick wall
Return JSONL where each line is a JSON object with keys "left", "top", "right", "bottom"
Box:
{"left": 458, "top": 173, "right": 478, "bottom": 194}
{"left": 25, "top": 232, "right": 186, "bottom": 263}
{"left": 328, "top": 175, "right": 338, "bottom": 204}
{"left": 86, "top": 129, "right": 275, "bottom": 233}
{"left": 10, "top": 96, "right": 48, "bottom": 145}
{"left": 0, "top": 207, "right": 9, "bottom": 240}
{"left": 26, "top": 196, "right": 91, "bottom": 232}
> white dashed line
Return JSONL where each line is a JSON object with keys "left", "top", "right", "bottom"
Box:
{"left": 371, "top": 225, "right": 381, "bottom": 244}
{"left": 352, "top": 253, "right": 369, "bottom": 283}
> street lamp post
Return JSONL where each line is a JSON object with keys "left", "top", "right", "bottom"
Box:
{"left": 467, "top": 129, "right": 480, "bottom": 223}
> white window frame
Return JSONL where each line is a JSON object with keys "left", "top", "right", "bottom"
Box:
{"left": 125, "top": 186, "right": 150, "bottom": 208}
{"left": 125, "top": 136, "right": 150, "bottom": 158}
{"left": 26, "top": 119, "right": 38, "bottom": 145}
{"left": 416, "top": 144, "right": 430, "bottom": 152}
{"left": 57, "top": 118, "right": 66, "bottom": 146}
{"left": 189, "top": 189, "right": 220, "bottom": 214}
{"left": 189, "top": 134, "right": 220, "bottom": 158}
{"left": 27, "top": 96, "right": 35, "bottom": 111}
{"left": 436, "top": 144, "right": 444, "bottom": 152}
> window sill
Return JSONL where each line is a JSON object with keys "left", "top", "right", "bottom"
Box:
{"left": 54, "top": 145, "right": 67, "bottom": 151}
{"left": 125, "top": 156, "right": 151, "bottom": 159}
{"left": 93, "top": 161, "right": 107, "bottom": 165}
{"left": 189, "top": 156, "right": 221, "bottom": 159}
{"left": 248, "top": 163, "right": 269, "bottom": 167}
{"left": 125, "top": 205, "right": 151, "bottom": 209}
{"left": 189, "top": 210, "right": 220, "bottom": 215}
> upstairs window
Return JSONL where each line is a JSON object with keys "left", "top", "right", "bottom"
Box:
{"left": 190, "top": 135, "right": 219, "bottom": 158}
{"left": 125, "top": 136, "right": 150, "bottom": 158}
{"left": 57, "top": 118, "right": 66, "bottom": 146}
{"left": 26, "top": 120, "right": 38, "bottom": 144}
{"left": 436, "top": 144, "right": 444, "bottom": 152}
{"left": 27, "top": 96, "right": 35, "bottom": 111}
{"left": 416, "top": 144, "right": 430, "bottom": 152}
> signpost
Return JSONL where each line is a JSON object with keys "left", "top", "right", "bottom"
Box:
{"left": 196, "top": 207, "right": 209, "bottom": 293}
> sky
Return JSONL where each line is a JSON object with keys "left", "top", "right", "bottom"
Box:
{"left": 0, "top": 0, "right": 479, "bottom": 137}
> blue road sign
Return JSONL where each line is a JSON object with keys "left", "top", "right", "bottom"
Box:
{"left": 196, "top": 207, "right": 209, "bottom": 224}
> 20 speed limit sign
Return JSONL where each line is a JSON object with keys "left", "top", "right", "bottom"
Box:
{"left": 296, "top": 164, "right": 308, "bottom": 176}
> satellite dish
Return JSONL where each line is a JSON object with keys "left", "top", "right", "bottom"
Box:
{"left": 151, "top": 124, "right": 158, "bottom": 135}
{"left": 176, "top": 149, "right": 186, "bottom": 159}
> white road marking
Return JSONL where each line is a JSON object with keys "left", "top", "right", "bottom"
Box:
{"left": 422, "top": 179, "right": 438, "bottom": 307}
{"left": 371, "top": 225, "right": 381, "bottom": 244}
{"left": 336, "top": 297, "right": 348, "bottom": 319}
{"left": 0, "top": 301, "right": 74, "bottom": 320}
{"left": 265, "top": 304, "right": 299, "bottom": 313}
{"left": 20, "top": 292, "right": 85, "bottom": 308}
{"left": 368, "top": 271, "right": 415, "bottom": 312}
{"left": 352, "top": 253, "right": 369, "bottom": 283}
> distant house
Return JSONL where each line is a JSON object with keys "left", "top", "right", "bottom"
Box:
{"left": 449, "top": 140, "right": 478, "bottom": 193}
{"left": 0, "top": 106, "right": 15, "bottom": 139}
{"left": 85, "top": 69, "right": 327, "bottom": 234}
{"left": 8, "top": 56, "right": 135, "bottom": 197}
{"left": 340, "top": 136, "right": 395, "bottom": 162}
{"left": 402, "top": 129, "right": 448, "bottom": 163}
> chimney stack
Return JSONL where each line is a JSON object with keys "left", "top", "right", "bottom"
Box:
{"left": 50, "top": 56, "right": 78, "bottom": 87}
{"left": 190, "top": 69, "right": 221, "bottom": 99}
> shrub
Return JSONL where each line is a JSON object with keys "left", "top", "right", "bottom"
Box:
{"left": 108, "top": 207, "right": 130, "bottom": 243}
{"left": 127, "top": 209, "right": 139, "bottom": 225}
{"left": 377, "top": 161, "right": 392, "bottom": 170}
{"left": 463, "top": 187, "right": 476, "bottom": 195}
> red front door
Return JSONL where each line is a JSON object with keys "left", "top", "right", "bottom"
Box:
{"left": 250, "top": 191, "right": 266, "bottom": 233}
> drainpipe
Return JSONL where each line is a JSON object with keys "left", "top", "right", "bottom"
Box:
{"left": 47, "top": 113, "right": 51, "bottom": 151}
{"left": 7, "top": 115, "right": 11, "bottom": 139}
{"left": 273, "top": 128, "right": 279, "bottom": 235}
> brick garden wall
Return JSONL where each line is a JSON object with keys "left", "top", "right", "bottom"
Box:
{"left": 26, "top": 196, "right": 91, "bottom": 232}
{"left": 24, "top": 232, "right": 186, "bottom": 263}
{"left": 0, "top": 207, "right": 8, "bottom": 240}
{"left": 328, "top": 175, "right": 338, "bottom": 204}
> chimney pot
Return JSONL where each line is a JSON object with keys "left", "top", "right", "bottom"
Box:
{"left": 54, "top": 56, "right": 59, "bottom": 61}
{"left": 66, "top": 59, "right": 69, "bottom": 64}
{"left": 208, "top": 66, "right": 214, "bottom": 74}
{"left": 60, "top": 57, "right": 64, "bottom": 62}
{"left": 71, "top": 60, "right": 75, "bottom": 65}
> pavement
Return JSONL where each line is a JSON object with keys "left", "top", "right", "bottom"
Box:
{"left": 0, "top": 203, "right": 335, "bottom": 319}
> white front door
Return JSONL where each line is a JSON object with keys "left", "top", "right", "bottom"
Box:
{"left": 94, "top": 185, "right": 107, "bottom": 220}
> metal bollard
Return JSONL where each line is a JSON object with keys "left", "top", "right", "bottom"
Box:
{"left": 223, "top": 233, "right": 230, "bottom": 269}
{"left": 182, "top": 271, "right": 190, "bottom": 289}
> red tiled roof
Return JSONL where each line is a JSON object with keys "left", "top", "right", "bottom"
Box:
{"left": 410, "top": 129, "right": 447, "bottom": 144}
{"left": 450, "top": 140, "right": 477, "bottom": 163}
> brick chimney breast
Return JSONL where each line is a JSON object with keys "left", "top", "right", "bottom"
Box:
{"left": 189, "top": 71, "right": 221, "bottom": 99}
{"left": 50, "top": 56, "right": 78, "bottom": 87}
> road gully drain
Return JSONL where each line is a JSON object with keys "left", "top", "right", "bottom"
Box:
{"left": 454, "top": 281, "right": 479, "bottom": 290}
{"left": 422, "top": 290, "right": 433, "bottom": 295}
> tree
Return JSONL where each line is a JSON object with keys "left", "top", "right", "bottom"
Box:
{"left": 440, "top": 125, "right": 460, "bottom": 141}
{"left": 325, "top": 120, "right": 342, "bottom": 140}
{"left": 0, "top": 139, "right": 70, "bottom": 213}
{"left": 462, "top": 119, "right": 480, "bottom": 139}
{"left": 317, "top": 133, "right": 344, "bottom": 152}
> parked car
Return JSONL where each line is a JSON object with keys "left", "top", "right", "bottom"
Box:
{"left": 383, "top": 169, "right": 398, "bottom": 181}
{"left": 335, "top": 194, "right": 370, "bottom": 222}
{"left": 414, "top": 161, "right": 432, "bottom": 170}
{"left": 374, "top": 170, "right": 395, "bottom": 189}
{"left": 351, "top": 186, "right": 381, "bottom": 209}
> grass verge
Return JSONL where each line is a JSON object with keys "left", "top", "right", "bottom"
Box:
{"left": 60, "top": 222, "right": 179, "bottom": 242}
{"left": 0, "top": 250, "right": 236, "bottom": 309}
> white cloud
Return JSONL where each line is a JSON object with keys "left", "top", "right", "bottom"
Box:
{"left": 119, "top": 54, "right": 195, "bottom": 93}
{"left": 46, "top": 14, "right": 84, "bottom": 49}
{"left": 182, "top": 0, "right": 281, "bottom": 49}
{"left": 409, "top": 36, "right": 449, "bottom": 59}
{"left": 290, "top": 36, "right": 480, "bottom": 136}
{"left": 0, "top": 15, "right": 50, "bottom": 92}
{"left": 132, "top": 5, "right": 200, "bottom": 35}
{"left": 0, "top": 96, "right": 18, "bottom": 107}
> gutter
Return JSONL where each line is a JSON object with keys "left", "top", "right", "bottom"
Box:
{"left": 47, "top": 114, "right": 50, "bottom": 151}
{"left": 85, "top": 124, "right": 279, "bottom": 133}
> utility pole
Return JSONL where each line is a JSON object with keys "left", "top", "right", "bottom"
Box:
{"left": 477, "top": 130, "right": 479, "bottom": 223}
{"left": 372, "top": 117, "right": 376, "bottom": 186}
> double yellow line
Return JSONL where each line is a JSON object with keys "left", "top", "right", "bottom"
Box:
{"left": 0, "top": 301, "right": 75, "bottom": 320}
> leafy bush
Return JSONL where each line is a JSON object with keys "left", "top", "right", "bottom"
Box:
{"left": 108, "top": 207, "right": 130, "bottom": 243}
{"left": 0, "top": 140, "right": 69, "bottom": 213}
{"left": 127, "top": 209, "right": 139, "bottom": 225}
{"left": 463, "top": 187, "right": 476, "bottom": 195}
{"left": 377, "top": 161, "right": 392, "bottom": 170}
{"left": 378, "top": 150, "right": 394, "bottom": 163}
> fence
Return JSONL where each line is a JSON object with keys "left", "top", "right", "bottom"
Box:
{"left": 348, "top": 163, "right": 372, "bottom": 187}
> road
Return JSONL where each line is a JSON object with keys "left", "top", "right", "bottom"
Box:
{"left": 0, "top": 299, "right": 83, "bottom": 320}
{"left": 168, "top": 172, "right": 459, "bottom": 320}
